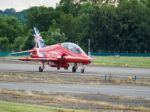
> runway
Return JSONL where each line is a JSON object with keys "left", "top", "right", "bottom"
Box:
{"left": 0, "top": 60, "right": 150, "bottom": 77}
{"left": 0, "top": 82, "right": 150, "bottom": 99}
{"left": 0, "top": 60, "right": 150, "bottom": 98}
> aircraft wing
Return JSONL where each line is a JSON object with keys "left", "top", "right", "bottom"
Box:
{"left": 19, "top": 57, "right": 59, "bottom": 62}
{"left": 10, "top": 50, "right": 64, "bottom": 62}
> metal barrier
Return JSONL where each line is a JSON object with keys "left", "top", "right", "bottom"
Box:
{"left": 0, "top": 52, "right": 10, "bottom": 57}
{"left": 91, "top": 52, "right": 150, "bottom": 57}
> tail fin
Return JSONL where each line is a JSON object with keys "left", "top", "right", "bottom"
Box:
{"left": 33, "top": 27, "right": 46, "bottom": 48}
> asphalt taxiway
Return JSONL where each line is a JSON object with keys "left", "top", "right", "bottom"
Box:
{"left": 0, "top": 82, "right": 150, "bottom": 99}
{"left": 0, "top": 60, "right": 150, "bottom": 77}
{"left": 0, "top": 60, "right": 150, "bottom": 98}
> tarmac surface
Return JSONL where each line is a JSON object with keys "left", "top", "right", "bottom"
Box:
{"left": 0, "top": 60, "right": 150, "bottom": 99}
{"left": 0, "top": 60, "right": 150, "bottom": 77}
{"left": 0, "top": 82, "right": 150, "bottom": 99}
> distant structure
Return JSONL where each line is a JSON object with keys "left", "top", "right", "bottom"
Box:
{"left": 107, "top": 0, "right": 120, "bottom": 7}
{"left": 97, "top": 0, "right": 120, "bottom": 7}
{"left": 77, "top": 0, "right": 120, "bottom": 7}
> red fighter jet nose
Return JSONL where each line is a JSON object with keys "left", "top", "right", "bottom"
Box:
{"left": 88, "top": 56, "right": 92, "bottom": 64}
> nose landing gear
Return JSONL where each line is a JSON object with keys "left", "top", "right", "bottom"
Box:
{"left": 72, "top": 63, "right": 85, "bottom": 73}
{"left": 39, "top": 66, "right": 43, "bottom": 72}
{"left": 81, "top": 65, "right": 85, "bottom": 73}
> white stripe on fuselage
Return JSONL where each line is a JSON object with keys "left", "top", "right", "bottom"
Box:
{"left": 64, "top": 56, "right": 89, "bottom": 60}
{"left": 36, "top": 48, "right": 43, "bottom": 57}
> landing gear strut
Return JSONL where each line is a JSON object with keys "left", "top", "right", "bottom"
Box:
{"left": 72, "top": 63, "right": 77, "bottom": 72}
{"left": 72, "top": 63, "right": 85, "bottom": 73}
{"left": 81, "top": 64, "right": 85, "bottom": 73}
{"left": 39, "top": 62, "right": 45, "bottom": 72}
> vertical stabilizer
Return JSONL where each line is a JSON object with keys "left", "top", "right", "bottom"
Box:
{"left": 33, "top": 27, "right": 45, "bottom": 48}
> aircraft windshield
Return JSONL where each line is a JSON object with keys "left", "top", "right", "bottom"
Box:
{"left": 61, "top": 42, "right": 85, "bottom": 54}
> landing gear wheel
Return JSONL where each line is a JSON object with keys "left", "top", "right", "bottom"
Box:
{"left": 81, "top": 68, "right": 85, "bottom": 73}
{"left": 57, "top": 67, "right": 60, "bottom": 70}
{"left": 72, "top": 66, "right": 76, "bottom": 72}
{"left": 39, "top": 66, "right": 43, "bottom": 72}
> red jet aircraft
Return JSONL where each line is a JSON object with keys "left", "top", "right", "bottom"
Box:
{"left": 11, "top": 27, "right": 91, "bottom": 73}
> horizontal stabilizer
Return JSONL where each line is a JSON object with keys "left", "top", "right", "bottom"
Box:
{"left": 10, "top": 51, "right": 30, "bottom": 56}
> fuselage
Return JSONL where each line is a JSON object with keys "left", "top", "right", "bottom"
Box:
{"left": 30, "top": 43, "right": 91, "bottom": 65}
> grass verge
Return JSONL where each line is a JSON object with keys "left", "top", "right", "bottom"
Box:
{"left": 0, "top": 100, "right": 86, "bottom": 112}
{"left": 0, "top": 89, "right": 150, "bottom": 112}
{"left": 92, "top": 56, "right": 150, "bottom": 68}
{"left": 1, "top": 56, "right": 150, "bottom": 68}
{"left": 0, "top": 72, "right": 150, "bottom": 86}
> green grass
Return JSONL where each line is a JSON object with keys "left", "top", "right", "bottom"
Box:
{"left": 0, "top": 100, "right": 86, "bottom": 112}
{"left": 92, "top": 56, "right": 150, "bottom": 68}
{"left": 1, "top": 56, "right": 150, "bottom": 68}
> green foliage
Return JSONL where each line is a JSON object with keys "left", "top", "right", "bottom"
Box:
{"left": 45, "top": 27, "right": 66, "bottom": 45}
{"left": 50, "top": 20, "right": 66, "bottom": 44}
{"left": 0, "top": 100, "right": 85, "bottom": 112}
{"left": 0, "top": 37, "right": 9, "bottom": 51}
{"left": 0, "top": 16, "right": 23, "bottom": 43}
{"left": 117, "top": 0, "right": 150, "bottom": 52}
{"left": 22, "top": 30, "right": 35, "bottom": 50}
{"left": 0, "top": 0, "right": 150, "bottom": 53}
{"left": 27, "top": 6, "right": 58, "bottom": 31}
{"left": 14, "top": 36, "right": 28, "bottom": 51}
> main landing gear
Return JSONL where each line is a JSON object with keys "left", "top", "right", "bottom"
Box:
{"left": 81, "top": 65, "right": 85, "bottom": 73}
{"left": 39, "top": 62, "right": 45, "bottom": 72}
{"left": 72, "top": 63, "right": 77, "bottom": 72}
{"left": 72, "top": 63, "right": 85, "bottom": 73}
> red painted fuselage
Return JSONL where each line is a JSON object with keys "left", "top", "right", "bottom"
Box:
{"left": 20, "top": 43, "right": 91, "bottom": 70}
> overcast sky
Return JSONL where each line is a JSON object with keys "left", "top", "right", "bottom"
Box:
{"left": 0, "top": 0, "right": 60, "bottom": 11}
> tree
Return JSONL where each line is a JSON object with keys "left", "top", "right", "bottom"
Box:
{"left": 45, "top": 20, "right": 67, "bottom": 45}
{"left": 117, "top": 0, "right": 150, "bottom": 52}
{"left": 0, "top": 37, "right": 9, "bottom": 51}
{"left": 27, "top": 6, "right": 59, "bottom": 31}
{"left": 0, "top": 16, "right": 23, "bottom": 43}
{"left": 13, "top": 36, "right": 28, "bottom": 51}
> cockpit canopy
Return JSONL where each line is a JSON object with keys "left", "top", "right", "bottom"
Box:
{"left": 61, "top": 42, "right": 85, "bottom": 54}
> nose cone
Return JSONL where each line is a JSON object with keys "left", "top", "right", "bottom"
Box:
{"left": 83, "top": 54, "right": 92, "bottom": 64}
{"left": 87, "top": 56, "right": 92, "bottom": 64}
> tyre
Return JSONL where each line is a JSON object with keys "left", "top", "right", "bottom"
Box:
{"left": 81, "top": 68, "right": 84, "bottom": 73}
{"left": 72, "top": 66, "right": 76, "bottom": 72}
{"left": 39, "top": 66, "right": 43, "bottom": 72}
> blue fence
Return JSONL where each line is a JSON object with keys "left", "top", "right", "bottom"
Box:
{"left": 0, "top": 52, "right": 10, "bottom": 57}
{"left": 91, "top": 52, "right": 150, "bottom": 57}
{"left": 0, "top": 52, "right": 29, "bottom": 57}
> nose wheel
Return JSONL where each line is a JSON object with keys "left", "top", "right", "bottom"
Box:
{"left": 81, "top": 65, "right": 85, "bottom": 73}
{"left": 39, "top": 66, "right": 43, "bottom": 72}
{"left": 72, "top": 63, "right": 85, "bottom": 73}
{"left": 81, "top": 68, "right": 85, "bottom": 73}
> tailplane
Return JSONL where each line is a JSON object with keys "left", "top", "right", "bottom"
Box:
{"left": 33, "top": 27, "right": 46, "bottom": 48}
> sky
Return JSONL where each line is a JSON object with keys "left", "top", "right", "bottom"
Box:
{"left": 0, "top": 0, "right": 60, "bottom": 12}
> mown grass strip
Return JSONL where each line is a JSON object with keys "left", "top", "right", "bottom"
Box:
{"left": 92, "top": 56, "right": 150, "bottom": 68}
{"left": 0, "top": 100, "right": 87, "bottom": 112}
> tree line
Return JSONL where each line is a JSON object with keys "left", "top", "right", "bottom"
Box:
{"left": 0, "top": 0, "right": 150, "bottom": 53}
